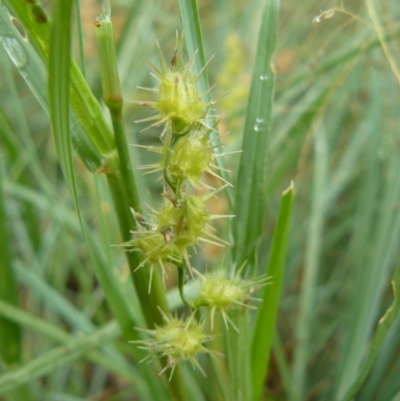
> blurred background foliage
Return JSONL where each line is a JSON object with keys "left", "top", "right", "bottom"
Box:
{"left": 1, "top": 0, "right": 400, "bottom": 400}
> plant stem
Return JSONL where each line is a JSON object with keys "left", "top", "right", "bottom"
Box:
{"left": 96, "top": 7, "right": 170, "bottom": 327}
{"left": 95, "top": 6, "right": 188, "bottom": 400}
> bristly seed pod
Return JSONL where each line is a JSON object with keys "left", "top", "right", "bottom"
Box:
{"left": 135, "top": 124, "right": 236, "bottom": 189}
{"left": 131, "top": 311, "right": 215, "bottom": 379}
{"left": 134, "top": 33, "right": 213, "bottom": 137}
{"left": 193, "top": 268, "right": 271, "bottom": 331}
{"left": 123, "top": 188, "right": 233, "bottom": 279}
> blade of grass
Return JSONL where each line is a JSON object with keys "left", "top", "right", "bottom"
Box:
{"left": 366, "top": 0, "right": 400, "bottom": 85}
{"left": 0, "top": 163, "right": 21, "bottom": 365}
{"left": 282, "top": 22, "right": 400, "bottom": 92}
{"left": 73, "top": 0, "right": 86, "bottom": 77}
{"left": 334, "top": 65, "right": 400, "bottom": 400}
{"left": 292, "top": 124, "right": 328, "bottom": 401}
{"left": 48, "top": 0, "right": 133, "bottom": 343}
{"left": 6, "top": 0, "right": 116, "bottom": 157}
{"left": 251, "top": 182, "right": 295, "bottom": 401}
{"left": 0, "top": 300, "right": 153, "bottom": 399}
{"left": 340, "top": 264, "right": 400, "bottom": 401}
{"left": 0, "top": 321, "right": 119, "bottom": 396}
{"left": 47, "top": 3, "right": 170, "bottom": 399}
{"left": 178, "top": 0, "right": 232, "bottom": 206}
{"left": 4, "top": 0, "right": 172, "bottom": 339}
{"left": 0, "top": 4, "right": 102, "bottom": 172}
{"left": 231, "top": 0, "right": 279, "bottom": 272}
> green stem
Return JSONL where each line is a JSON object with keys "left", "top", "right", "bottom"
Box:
{"left": 177, "top": 265, "right": 193, "bottom": 308}
{"left": 163, "top": 133, "right": 187, "bottom": 195}
{"left": 208, "top": 354, "right": 231, "bottom": 401}
{"left": 95, "top": 6, "right": 188, "bottom": 400}
{"left": 96, "top": 6, "right": 169, "bottom": 326}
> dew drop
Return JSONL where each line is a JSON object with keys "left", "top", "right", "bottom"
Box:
{"left": 256, "top": 117, "right": 264, "bottom": 123}
{"left": 259, "top": 74, "right": 269, "bottom": 81}
{"left": 254, "top": 124, "right": 261, "bottom": 132}
{"left": 1, "top": 37, "right": 28, "bottom": 69}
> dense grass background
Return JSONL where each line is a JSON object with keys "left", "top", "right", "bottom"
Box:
{"left": 1, "top": 0, "right": 400, "bottom": 400}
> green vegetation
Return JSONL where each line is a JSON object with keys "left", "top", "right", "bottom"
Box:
{"left": 0, "top": 0, "right": 400, "bottom": 400}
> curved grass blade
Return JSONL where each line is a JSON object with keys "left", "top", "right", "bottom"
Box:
{"left": 340, "top": 264, "right": 400, "bottom": 401}
{"left": 251, "top": 182, "right": 295, "bottom": 401}
{"left": 231, "top": 0, "right": 279, "bottom": 272}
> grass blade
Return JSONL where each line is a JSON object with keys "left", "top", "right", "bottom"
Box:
{"left": 292, "top": 124, "right": 328, "bottom": 401}
{"left": 340, "top": 264, "right": 400, "bottom": 401}
{"left": 6, "top": 0, "right": 116, "bottom": 157}
{"left": 0, "top": 164, "right": 21, "bottom": 365}
{"left": 0, "top": 300, "right": 154, "bottom": 399}
{"left": 251, "top": 182, "right": 295, "bottom": 401}
{"left": 231, "top": 0, "right": 279, "bottom": 271}
{"left": 0, "top": 3, "right": 102, "bottom": 172}
{"left": 0, "top": 322, "right": 120, "bottom": 396}
{"left": 178, "top": 0, "right": 232, "bottom": 206}
{"left": 334, "top": 66, "right": 400, "bottom": 400}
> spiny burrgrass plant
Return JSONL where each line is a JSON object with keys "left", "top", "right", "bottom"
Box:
{"left": 124, "top": 37, "right": 271, "bottom": 377}
{"left": 1, "top": 1, "right": 400, "bottom": 401}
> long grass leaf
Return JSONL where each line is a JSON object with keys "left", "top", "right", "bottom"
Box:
{"left": 0, "top": 300, "right": 153, "bottom": 398}
{"left": 292, "top": 124, "right": 328, "bottom": 401}
{"left": 340, "top": 264, "right": 400, "bottom": 401}
{"left": 231, "top": 0, "right": 279, "bottom": 271}
{"left": 0, "top": 322, "right": 119, "bottom": 395}
{"left": 0, "top": 164, "right": 21, "bottom": 365}
{"left": 47, "top": 4, "right": 170, "bottom": 399}
{"left": 6, "top": 0, "right": 116, "bottom": 156}
{"left": 334, "top": 66, "right": 400, "bottom": 399}
{"left": 178, "top": 0, "right": 232, "bottom": 206}
{"left": 0, "top": 4, "right": 102, "bottom": 172}
{"left": 251, "top": 182, "right": 295, "bottom": 401}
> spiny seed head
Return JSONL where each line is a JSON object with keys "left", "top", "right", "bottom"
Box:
{"left": 137, "top": 35, "right": 210, "bottom": 136}
{"left": 125, "top": 191, "right": 229, "bottom": 277}
{"left": 154, "top": 193, "right": 225, "bottom": 255}
{"left": 197, "top": 276, "right": 247, "bottom": 308}
{"left": 156, "top": 67, "right": 205, "bottom": 135}
{"left": 132, "top": 313, "right": 212, "bottom": 378}
{"left": 128, "top": 232, "right": 176, "bottom": 264}
{"left": 193, "top": 269, "right": 271, "bottom": 330}
{"left": 163, "top": 129, "right": 213, "bottom": 187}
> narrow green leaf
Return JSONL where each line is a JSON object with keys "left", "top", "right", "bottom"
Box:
{"left": 0, "top": 3, "right": 102, "bottom": 172}
{"left": 178, "top": 0, "right": 232, "bottom": 206}
{"left": 251, "top": 182, "right": 295, "bottom": 401}
{"left": 283, "top": 22, "right": 400, "bottom": 91}
{"left": 47, "top": 4, "right": 172, "bottom": 399}
{"left": 48, "top": 0, "right": 135, "bottom": 343}
{"left": 0, "top": 163, "right": 21, "bottom": 365}
{"left": 6, "top": 0, "right": 116, "bottom": 157}
{"left": 0, "top": 321, "right": 120, "bottom": 395}
{"left": 231, "top": 0, "right": 279, "bottom": 271}
{"left": 0, "top": 300, "right": 153, "bottom": 399}
{"left": 334, "top": 67, "right": 400, "bottom": 400}
{"left": 292, "top": 125, "right": 329, "bottom": 401}
{"left": 341, "top": 264, "right": 400, "bottom": 401}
